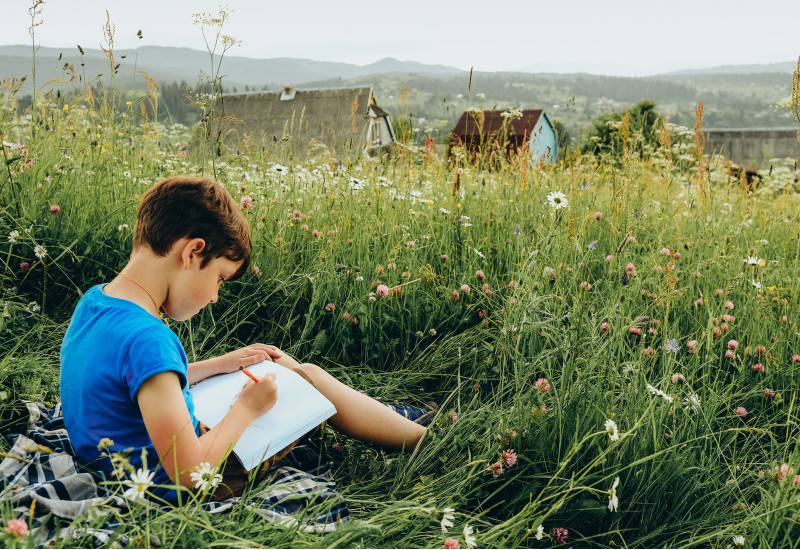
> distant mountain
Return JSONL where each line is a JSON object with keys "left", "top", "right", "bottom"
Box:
{"left": 0, "top": 45, "right": 463, "bottom": 92}
{"left": 663, "top": 61, "right": 796, "bottom": 75}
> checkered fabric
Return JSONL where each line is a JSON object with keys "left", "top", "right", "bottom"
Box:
{"left": 0, "top": 401, "right": 348, "bottom": 546}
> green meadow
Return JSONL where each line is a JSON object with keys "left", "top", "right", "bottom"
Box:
{"left": 3, "top": 13, "right": 800, "bottom": 547}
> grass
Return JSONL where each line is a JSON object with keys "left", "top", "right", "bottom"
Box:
{"left": 2, "top": 41, "right": 800, "bottom": 549}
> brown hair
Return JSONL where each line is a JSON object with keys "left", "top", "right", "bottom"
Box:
{"left": 134, "top": 176, "right": 251, "bottom": 280}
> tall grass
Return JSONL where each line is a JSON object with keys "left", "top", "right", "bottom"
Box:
{"left": 2, "top": 26, "right": 800, "bottom": 548}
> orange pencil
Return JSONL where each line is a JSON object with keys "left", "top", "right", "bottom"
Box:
{"left": 239, "top": 366, "right": 260, "bottom": 383}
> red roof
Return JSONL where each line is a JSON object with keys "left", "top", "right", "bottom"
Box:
{"left": 451, "top": 109, "right": 545, "bottom": 140}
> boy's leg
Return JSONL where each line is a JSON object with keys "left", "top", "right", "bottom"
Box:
{"left": 271, "top": 353, "right": 426, "bottom": 449}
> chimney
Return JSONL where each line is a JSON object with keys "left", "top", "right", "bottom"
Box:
{"left": 280, "top": 86, "right": 296, "bottom": 101}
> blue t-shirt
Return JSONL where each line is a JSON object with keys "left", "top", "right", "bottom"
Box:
{"left": 60, "top": 284, "right": 198, "bottom": 501}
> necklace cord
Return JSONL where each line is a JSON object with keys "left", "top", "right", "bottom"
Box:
{"left": 117, "top": 273, "right": 165, "bottom": 321}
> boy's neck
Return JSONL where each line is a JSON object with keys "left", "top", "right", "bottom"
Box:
{"left": 105, "top": 249, "right": 171, "bottom": 320}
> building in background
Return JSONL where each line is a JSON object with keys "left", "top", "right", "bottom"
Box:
{"left": 216, "top": 85, "right": 397, "bottom": 159}
{"left": 449, "top": 109, "right": 557, "bottom": 163}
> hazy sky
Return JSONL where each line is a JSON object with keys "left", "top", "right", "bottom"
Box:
{"left": 5, "top": 0, "right": 799, "bottom": 76}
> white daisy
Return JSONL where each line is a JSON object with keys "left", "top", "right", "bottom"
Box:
{"left": 535, "top": 525, "right": 545, "bottom": 540}
{"left": 646, "top": 383, "right": 674, "bottom": 403}
{"left": 546, "top": 191, "right": 568, "bottom": 210}
{"left": 608, "top": 476, "right": 620, "bottom": 512}
{"left": 440, "top": 507, "right": 455, "bottom": 532}
{"left": 463, "top": 525, "right": 476, "bottom": 548}
{"left": 604, "top": 419, "right": 620, "bottom": 441}
{"left": 34, "top": 245, "right": 47, "bottom": 259}
{"left": 751, "top": 280, "right": 762, "bottom": 290}
{"left": 733, "top": 535, "right": 745, "bottom": 547}
{"left": 189, "top": 462, "right": 223, "bottom": 493}
{"left": 8, "top": 230, "right": 20, "bottom": 243}
{"left": 743, "top": 256, "right": 761, "bottom": 265}
{"left": 123, "top": 468, "right": 155, "bottom": 501}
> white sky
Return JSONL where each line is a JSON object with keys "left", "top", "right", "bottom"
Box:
{"left": 4, "top": 0, "right": 800, "bottom": 76}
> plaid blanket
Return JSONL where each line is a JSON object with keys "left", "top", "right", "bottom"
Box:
{"left": 0, "top": 401, "right": 348, "bottom": 547}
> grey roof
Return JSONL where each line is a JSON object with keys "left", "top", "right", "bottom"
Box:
{"left": 216, "top": 86, "right": 387, "bottom": 156}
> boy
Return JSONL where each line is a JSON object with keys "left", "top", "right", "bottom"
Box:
{"left": 60, "top": 175, "right": 429, "bottom": 502}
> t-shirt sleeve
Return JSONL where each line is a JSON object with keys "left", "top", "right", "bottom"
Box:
{"left": 122, "top": 325, "right": 189, "bottom": 401}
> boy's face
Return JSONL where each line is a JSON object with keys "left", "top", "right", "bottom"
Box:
{"left": 165, "top": 254, "right": 244, "bottom": 321}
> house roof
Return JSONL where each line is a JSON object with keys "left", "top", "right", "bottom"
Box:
{"left": 451, "top": 109, "right": 549, "bottom": 140}
{"left": 216, "top": 86, "right": 380, "bottom": 156}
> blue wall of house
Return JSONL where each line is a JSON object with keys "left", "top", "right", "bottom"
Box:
{"left": 528, "top": 114, "right": 557, "bottom": 162}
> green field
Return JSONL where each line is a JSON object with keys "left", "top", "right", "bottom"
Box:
{"left": 2, "top": 44, "right": 800, "bottom": 548}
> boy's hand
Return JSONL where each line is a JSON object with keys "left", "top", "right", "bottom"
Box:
{"left": 217, "top": 344, "right": 284, "bottom": 373}
{"left": 237, "top": 372, "right": 278, "bottom": 417}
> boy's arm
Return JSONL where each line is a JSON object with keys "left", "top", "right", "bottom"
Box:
{"left": 137, "top": 370, "right": 277, "bottom": 488}
{"left": 187, "top": 344, "right": 284, "bottom": 385}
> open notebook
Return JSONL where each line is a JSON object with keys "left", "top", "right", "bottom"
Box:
{"left": 189, "top": 360, "right": 337, "bottom": 471}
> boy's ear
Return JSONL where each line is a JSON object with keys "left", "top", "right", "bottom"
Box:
{"left": 179, "top": 238, "right": 207, "bottom": 267}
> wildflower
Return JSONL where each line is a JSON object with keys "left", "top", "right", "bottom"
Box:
{"left": 463, "top": 525, "right": 476, "bottom": 548}
{"left": 429, "top": 328, "right": 437, "bottom": 336}
{"left": 601, "top": 322, "right": 610, "bottom": 333}
{"left": 406, "top": 240, "right": 415, "bottom": 248}
{"left": 240, "top": 195, "right": 253, "bottom": 209}
{"left": 331, "top": 443, "right": 344, "bottom": 452}
{"left": 671, "top": 373, "right": 685, "bottom": 383}
{"left": 444, "top": 539, "right": 460, "bottom": 549}
{"left": 514, "top": 224, "right": 522, "bottom": 236}
{"left": 534, "top": 378, "right": 551, "bottom": 392}
{"left": 673, "top": 252, "right": 681, "bottom": 259}
{"left": 449, "top": 410, "right": 458, "bottom": 424}
{"left": 683, "top": 393, "right": 701, "bottom": 414}
{"left": 8, "top": 230, "right": 20, "bottom": 243}
{"left": 62, "top": 104, "right": 69, "bottom": 111}
{"left": 594, "top": 211, "right": 603, "bottom": 220}
{"left": 744, "top": 256, "right": 762, "bottom": 265}
{"left": 630, "top": 327, "right": 641, "bottom": 336}
{"left": 765, "top": 389, "right": 776, "bottom": 398}
{"left": 588, "top": 240, "right": 598, "bottom": 250}
{"left": 752, "top": 363, "right": 765, "bottom": 374}
{"left": 579, "top": 281, "right": 592, "bottom": 290}
{"left": 441, "top": 254, "right": 449, "bottom": 262}
{"left": 781, "top": 315, "right": 788, "bottom": 324}
{"left": 19, "top": 262, "right": 30, "bottom": 273}
{"left": 312, "top": 229, "right": 321, "bottom": 238}
{"left": 604, "top": 419, "right": 620, "bottom": 441}
{"left": 476, "top": 270, "right": 485, "bottom": 282}
{"left": 50, "top": 204, "right": 61, "bottom": 213}
{"left": 461, "top": 284, "right": 470, "bottom": 294}
{"left": 608, "top": 476, "right": 620, "bottom": 512}
{"left": 376, "top": 284, "right": 389, "bottom": 298}
{"left": 535, "top": 525, "right": 545, "bottom": 540}
{"left": 733, "top": 535, "right": 745, "bottom": 547}
{"left": 725, "top": 300, "right": 734, "bottom": 310}
{"left": 118, "top": 223, "right": 129, "bottom": 231}
{"left": 793, "top": 355, "right": 800, "bottom": 363}
{"left": 752, "top": 280, "right": 762, "bottom": 290}
{"left": 4, "top": 518, "right": 28, "bottom": 538}
{"left": 646, "top": 384, "right": 673, "bottom": 403}
{"left": 440, "top": 507, "right": 456, "bottom": 532}
{"left": 660, "top": 247, "right": 671, "bottom": 256}
{"left": 552, "top": 527, "right": 569, "bottom": 544}
{"left": 687, "top": 340, "right": 697, "bottom": 353}
{"left": 627, "top": 235, "right": 636, "bottom": 243}
{"left": 546, "top": 191, "right": 568, "bottom": 210}
{"left": 605, "top": 254, "right": 613, "bottom": 263}
{"left": 665, "top": 339, "right": 680, "bottom": 353}
{"left": 325, "top": 303, "right": 336, "bottom": 313}
{"left": 728, "top": 340, "right": 738, "bottom": 350}
{"left": 123, "top": 467, "right": 155, "bottom": 501}
{"left": 488, "top": 461, "right": 504, "bottom": 475}
{"left": 34, "top": 245, "right": 47, "bottom": 259}
{"left": 451, "top": 290, "right": 460, "bottom": 301}
{"left": 735, "top": 406, "right": 747, "bottom": 418}
{"left": 501, "top": 449, "right": 517, "bottom": 468}
{"left": 190, "top": 462, "right": 223, "bottom": 493}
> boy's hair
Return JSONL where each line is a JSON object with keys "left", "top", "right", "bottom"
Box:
{"left": 134, "top": 176, "right": 251, "bottom": 280}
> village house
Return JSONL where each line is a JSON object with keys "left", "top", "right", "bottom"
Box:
{"left": 216, "top": 85, "right": 397, "bottom": 158}
{"left": 449, "top": 109, "right": 557, "bottom": 163}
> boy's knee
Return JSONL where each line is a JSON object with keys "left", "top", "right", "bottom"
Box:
{"left": 294, "top": 363, "right": 323, "bottom": 384}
